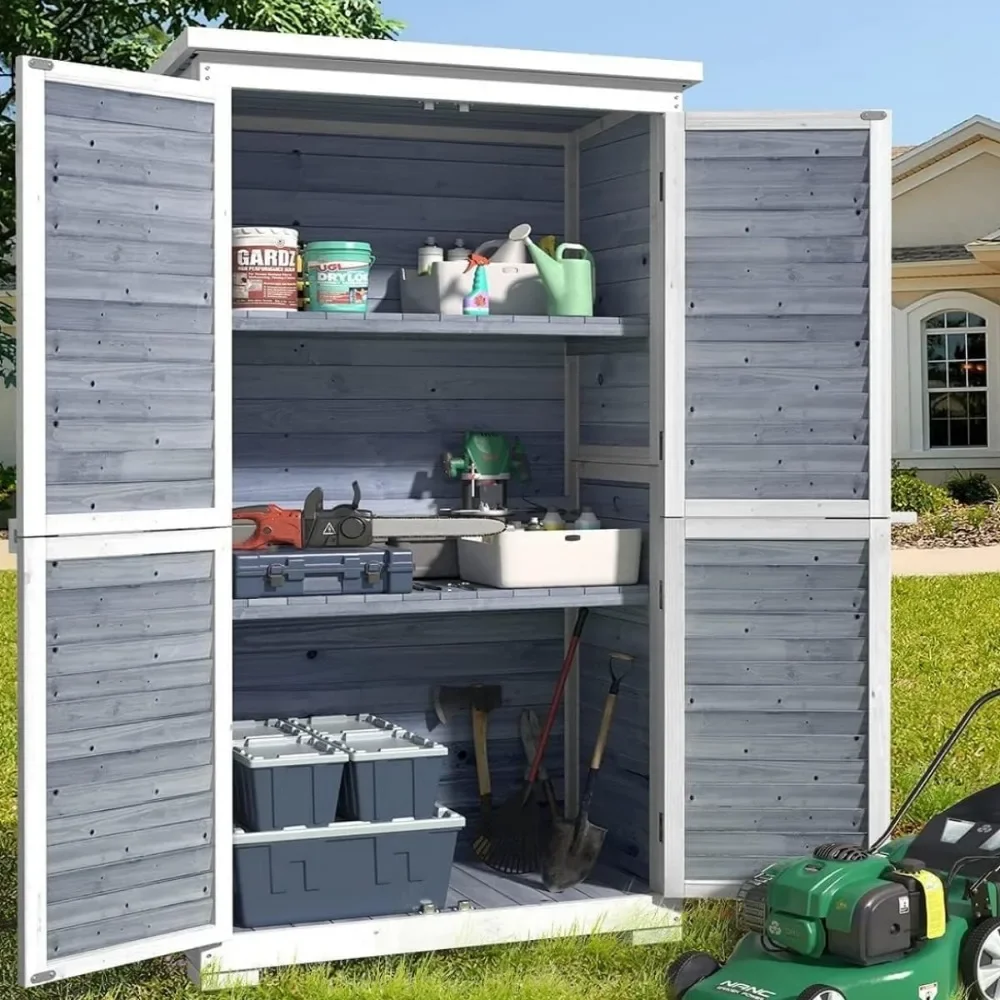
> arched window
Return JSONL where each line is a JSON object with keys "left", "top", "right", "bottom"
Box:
{"left": 923, "top": 308, "right": 988, "bottom": 448}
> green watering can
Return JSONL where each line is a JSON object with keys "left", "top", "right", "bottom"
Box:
{"left": 508, "top": 223, "right": 596, "bottom": 317}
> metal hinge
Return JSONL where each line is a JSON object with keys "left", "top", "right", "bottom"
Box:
{"left": 658, "top": 812, "right": 664, "bottom": 843}
{"left": 658, "top": 430, "right": 664, "bottom": 461}
{"left": 31, "top": 971, "right": 57, "bottom": 984}
{"left": 860, "top": 110, "right": 887, "bottom": 121}
{"left": 658, "top": 580, "right": 664, "bottom": 610}
{"left": 658, "top": 171, "right": 664, "bottom": 201}
{"left": 29, "top": 58, "right": 54, "bottom": 71}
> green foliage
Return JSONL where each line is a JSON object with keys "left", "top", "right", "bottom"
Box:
{"left": 945, "top": 469, "right": 998, "bottom": 506}
{"left": 890, "top": 462, "right": 952, "bottom": 515}
{"left": 0, "top": 463, "right": 13, "bottom": 506}
{"left": 0, "top": 0, "right": 403, "bottom": 388}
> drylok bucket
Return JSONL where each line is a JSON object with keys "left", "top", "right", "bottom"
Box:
{"left": 233, "top": 226, "right": 299, "bottom": 311}
{"left": 304, "top": 241, "right": 375, "bottom": 313}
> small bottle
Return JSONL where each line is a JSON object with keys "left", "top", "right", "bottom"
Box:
{"left": 418, "top": 237, "right": 443, "bottom": 276}
{"left": 573, "top": 507, "right": 601, "bottom": 530}
{"left": 542, "top": 508, "right": 564, "bottom": 530}
{"left": 463, "top": 260, "right": 490, "bottom": 316}
{"left": 447, "top": 238, "right": 471, "bottom": 262}
{"left": 524, "top": 516, "right": 543, "bottom": 531}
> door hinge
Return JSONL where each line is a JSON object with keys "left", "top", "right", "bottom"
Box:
{"left": 658, "top": 580, "right": 664, "bottom": 610}
{"left": 658, "top": 171, "right": 664, "bottom": 201}
{"left": 28, "top": 58, "right": 54, "bottom": 71}
{"left": 658, "top": 430, "right": 664, "bottom": 461}
{"left": 658, "top": 812, "right": 664, "bottom": 843}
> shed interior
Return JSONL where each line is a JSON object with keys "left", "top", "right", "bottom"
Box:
{"left": 228, "top": 89, "right": 658, "bottom": 922}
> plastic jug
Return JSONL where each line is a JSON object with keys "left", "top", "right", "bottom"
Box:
{"left": 507, "top": 223, "right": 596, "bottom": 317}
{"left": 473, "top": 236, "right": 532, "bottom": 264}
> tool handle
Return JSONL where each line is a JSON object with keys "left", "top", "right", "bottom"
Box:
{"left": 577, "top": 690, "right": 619, "bottom": 825}
{"left": 232, "top": 505, "right": 302, "bottom": 550}
{"left": 528, "top": 608, "right": 589, "bottom": 785}
{"left": 472, "top": 707, "right": 491, "bottom": 797}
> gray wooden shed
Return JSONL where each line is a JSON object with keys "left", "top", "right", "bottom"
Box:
{"left": 13, "top": 28, "right": 892, "bottom": 990}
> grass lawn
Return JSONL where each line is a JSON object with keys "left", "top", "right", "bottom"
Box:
{"left": 1, "top": 570, "right": 999, "bottom": 997}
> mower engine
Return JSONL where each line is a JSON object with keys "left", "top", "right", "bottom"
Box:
{"left": 736, "top": 843, "right": 946, "bottom": 966}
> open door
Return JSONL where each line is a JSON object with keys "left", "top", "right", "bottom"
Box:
{"left": 15, "top": 58, "right": 233, "bottom": 986}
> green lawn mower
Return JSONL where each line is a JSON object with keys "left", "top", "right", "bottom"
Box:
{"left": 667, "top": 689, "right": 1000, "bottom": 1000}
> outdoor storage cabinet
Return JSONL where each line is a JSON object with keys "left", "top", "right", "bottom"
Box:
{"left": 14, "top": 28, "right": 892, "bottom": 992}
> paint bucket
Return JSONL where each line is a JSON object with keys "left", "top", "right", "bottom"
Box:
{"left": 232, "top": 227, "right": 300, "bottom": 311}
{"left": 304, "top": 241, "right": 376, "bottom": 313}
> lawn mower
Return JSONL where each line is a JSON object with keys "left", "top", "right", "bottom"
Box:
{"left": 666, "top": 688, "right": 1000, "bottom": 1000}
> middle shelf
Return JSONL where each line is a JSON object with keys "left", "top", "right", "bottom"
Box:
{"left": 233, "top": 583, "right": 649, "bottom": 621}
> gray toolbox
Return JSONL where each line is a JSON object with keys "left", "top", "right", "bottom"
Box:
{"left": 233, "top": 806, "right": 465, "bottom": 927}
{"left": 293, "top": 714, "right": 449, "bottom": 822}
{"left": 233, "top": 546, "right": 414, "bottom": 599}
{"left": 233, "top": 729, "right": 350, "bottom": 832}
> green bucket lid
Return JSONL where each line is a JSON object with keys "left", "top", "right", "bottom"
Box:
{"left": 304, "top": 241, "right": 373, "bottom": 252}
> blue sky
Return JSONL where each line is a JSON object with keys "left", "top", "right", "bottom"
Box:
{"left": 387, "top": 0, "right": 999, "bottom": 146}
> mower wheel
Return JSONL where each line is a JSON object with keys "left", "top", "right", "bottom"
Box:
{"left": 796, "top": 987, "right": 846, "bottom": 1000}
{"left": 665, "top": 950, "right": 721, "bottom": 999}
{"left": 960, "top": 915, "right": 1000, "bottom": 999}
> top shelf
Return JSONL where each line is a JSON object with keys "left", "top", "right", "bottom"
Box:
{"left": 233, "top": 311, "right": 648, "bottom": 339}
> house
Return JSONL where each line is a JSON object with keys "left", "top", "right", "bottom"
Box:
{"left": 892, "top": 115, "right": 1000, "bottom": 482}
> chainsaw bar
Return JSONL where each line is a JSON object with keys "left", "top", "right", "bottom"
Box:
{"left": 372, "top": 515, "right": 506, "bottom": 539}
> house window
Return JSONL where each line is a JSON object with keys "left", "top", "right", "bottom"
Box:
{"left": 925, "top": 310, "right": 988, "bottom": 448}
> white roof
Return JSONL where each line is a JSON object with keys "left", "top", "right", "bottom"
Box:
{"left": 150, "top": 27, "right": 703, "bottom": 92}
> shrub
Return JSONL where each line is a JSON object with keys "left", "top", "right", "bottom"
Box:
{"left": 891, "top": 462, "right": 951, "bottom": 514}
{"left": 963, "top": 504, "right": 993, "bottom": 529}
{"left": 945, "top": 470, "right": 998, "bottom": 506}
{"left": 0, "top": 463, "right": 14, "bottom": 506}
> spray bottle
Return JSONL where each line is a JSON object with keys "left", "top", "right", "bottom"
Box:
{"left": 463, "top": 253, "right": 490, "bottom": 316}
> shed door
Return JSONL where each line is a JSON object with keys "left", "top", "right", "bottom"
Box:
{"left": 15, "top": 58, "right": 232, "bottom": 987}
{"left": 17, "top": 56, "right": 231, "bottom": 539}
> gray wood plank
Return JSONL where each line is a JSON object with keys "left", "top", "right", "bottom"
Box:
{"left": 48, "top": 764, "right": 214, "bottom": 820}
{"left": 580, "top": 386, "right": 650, "bottom": 425}
{"left": 48, "top": 206, "right": 213, "bottom": 246}
{"left": 47, "top": 872, "right": 215, "bottom": 931}
{"left": 595, "top": 278, "right": 648, "bottom": 318}
{"left": 685, "top": 685, "right": 867, "bottom": 712}
{"left": 687, "top": 589, "right": 866, "bottom": 613}
{"left": 47, "top": 790, "right": 213, "bottom": 844}
{"left": 688, "top": 368, "right": 867, "bottom": 394}
{"left": 48, "top": 331, "right": 215, "bottom": 364}
{"left": 47, "top": 300, "right": 213, "bottom": 334}
{"left": 580, "top": 423, "right": 648, "bottom": 449}
{"left": 48, "top": 660, "right": 213, "bottom": 703}
{"left": 49, "top": 632, "right": 215, "bottom": 676}
{"left": 579, "top": 207, "right": 649, "bottom": 254}
{"left": 687, "top": 236, "right": 870, "bottom": 265}
{"left": 49, "top": 845, "right": 214, "bottom": 904}
{"left": 687, "top": 315, "right": 869, "bottom": 343}
{"left": 687, "top": 156, "right": 869, "bottom": 187}
{"left": 46, "top": 268, "right": 214, "bottom": 307}
{"left": 49, "top": 419, "right": 213, "bottom": 453}
{"left": 48, "top": 360, "right": 213, "bottom": 392}
{"left": 688, "top": 341, "right": 869, "bottom": 369}
{"left": 48, "top": 581, "right": 213, "bottom": 616}
{"left": 687, "top": 288, "right": 868, "bottom": 316}
{"left": 689, "top": 832, "right": 863, "bottom": 859}
{"left": 48, "top": 740, "right": 213, "bottom": 789}
{"left": 47, "top": 114, "right": 213, "bottom": 164}
{"left": 685, "top": 660, "right": 867, "bottom": 685}
{"left": 687, "top": 390, "right": 868, "bottom": 421}
{"left": 48, "top": 388, "right": 215, "bottom": 420}
{"left": 48, "top": 686, "right": 214, "bottom": 735}
{"left": 686, "top": 262, "right": 869, "bottom": 289}
{"left": 686, "top": 472, "right": 868, "bottom": 500}
{"left": 589, "top": 242, "right": 650, "bottom": 286}
{"left": 686, "top": 129, "right": 869, "bottom": 159}
{"left": 687, "top": 210, "right": 868, "bottom": 239}
{"left": 580, "top": 129, "right": 650, "bottom": 186}
{"left": 47, "top": 552, "right": 213, "bottom": 591}
{"left": 47, "top": 235, "right": 214, "bottom": 276}
{"left": 49, "top": 142, "right": 213, "bottom": 190}
{"left": 687, "top": 420, "right": 868, "bottom": 446}
{"left": 685, "top": 711, "right": 867, "bottom": 737}
{"left": 687, "top": 443, "right": 868, "bottom": 474}
{"left": 580, "top": 170, "right": 650, "bottom": 220}
{"left": 686, "top": 806, "right": 866, "bottom": 833}
{"left": 686, "top": 564, "right": 868, "bottom": 589}
{"left": 688, "top": 735, "right": 866, "bottom": 761}
{"left": 46, "top": 82, "right": 214, "bottom": 133}
{"left": 48, "top": 898, "right": 214, "bottom": 960}
{"left": 688, "top": 638, "right": 866, "bottom": 665}
{"left": 48, "top": 449, "right": 214, "bottom": 486}
{"left": 48, "top": 478, "right": 215, "bottom": 511}
{"left": 687, "top": 540, "right": 866, "bottom": 566}
{"left": 686, "top": 782, "right": 867, "bottom": 809}
{"left": 49, "top": 817, "right": 213, "bottom": 874}
{"left": 578, "top": 352, "right": 650, "bottom": 388}
{"left": 687, "top": 183, "right": 868, "bottom": 211}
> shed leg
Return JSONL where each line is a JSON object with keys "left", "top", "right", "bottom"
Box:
{"left": 186, "top": 953, "right": 261, "bottom": 991}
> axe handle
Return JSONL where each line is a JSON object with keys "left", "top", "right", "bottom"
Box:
{"left": 472, "top": 707, "right": 491, "bottom": 797}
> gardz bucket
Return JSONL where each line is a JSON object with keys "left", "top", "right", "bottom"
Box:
{"left": 304, "top": 242, "right": 375, "bottom": 313}
{"left": 233, "top": 226, "right": 299, "bottom": 311}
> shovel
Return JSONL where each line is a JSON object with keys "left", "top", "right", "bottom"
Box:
{"left": 541, "top": 652, "right": 632, "bottom": 891}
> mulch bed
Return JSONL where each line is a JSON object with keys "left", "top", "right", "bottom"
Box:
{"left": 892, "top": 506, "right": 1000, "bottom": 548}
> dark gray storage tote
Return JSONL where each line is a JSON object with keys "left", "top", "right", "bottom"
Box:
{"left": 296, "top": 715, "right": 449, "bottom": 821}
{"left": 233, "top": 730, "right": 349, "bottom": 832}
{"left": 233, "top": 718, "right": 298, "bottom": 744}
{"left": 233, "top": 806, "right": 465, "bottom": 927}
{"left": 233, "top": 546, "right": 414, "bottom": 599}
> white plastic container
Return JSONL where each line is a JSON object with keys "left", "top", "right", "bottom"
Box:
{"left": 446, "top": 238, "right": 471, "bottom": 261}
{"left": 574, "top": 507, "right": 601, "bottom": 530}
{"left": 457, "top": 528, "right": 642, "bottom": 589}
{"left": 399, "top": 260, "right": 547, "bottom": 315}
{"left": 232, "top": 226, "right": 299, "bottom": 310}
{"left": 417, "top": 237, "right": 444, "bottom": 276}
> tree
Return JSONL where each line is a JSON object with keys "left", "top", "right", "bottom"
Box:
{"left": 0, "top": 1, "right": 403, "bottom": 387}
